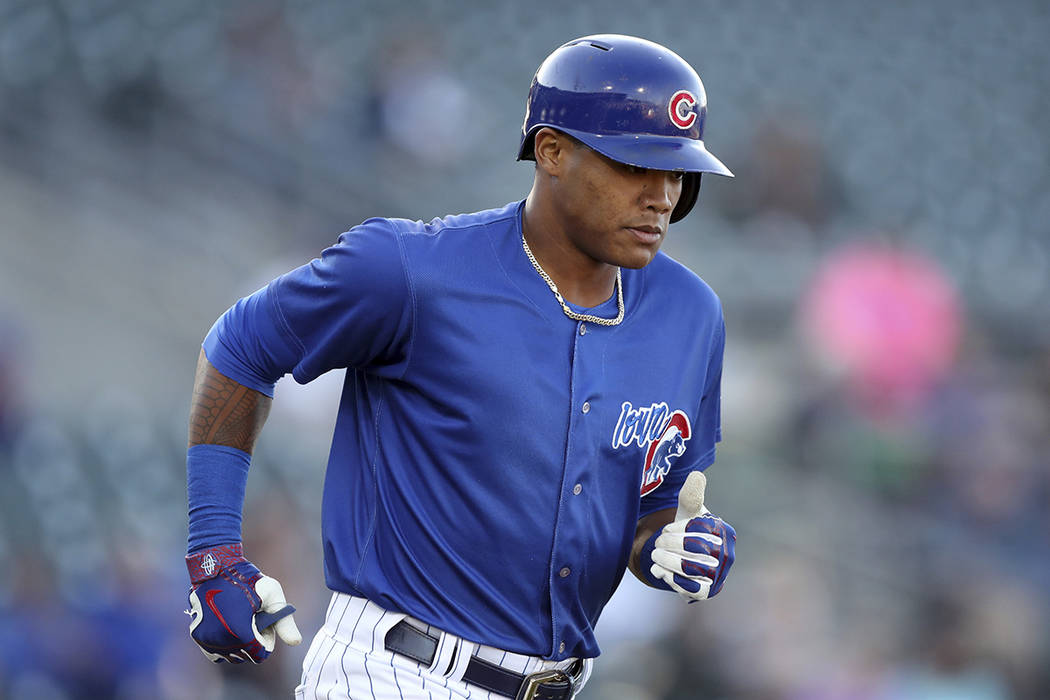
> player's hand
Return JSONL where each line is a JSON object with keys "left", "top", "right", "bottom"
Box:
{"left": 185, "top": 543, "right": 302, "bottom": 663}
{"left": 649, "top": 471, "right": 736, "bottom": 603}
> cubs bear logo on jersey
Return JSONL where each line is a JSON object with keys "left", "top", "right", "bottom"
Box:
{"left": 611, "top": 401, "right": 693, "bottom": 495}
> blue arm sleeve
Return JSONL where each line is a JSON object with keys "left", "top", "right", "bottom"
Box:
{"left": 202, "top": 218, "right": 414, "bottom": 393}
{"left": 186, "top": 444, "right": 250, "bottom": 553}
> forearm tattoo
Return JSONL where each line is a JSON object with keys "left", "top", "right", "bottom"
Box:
{"left": 188, "top": 349, "right": 272, "bottom": 452}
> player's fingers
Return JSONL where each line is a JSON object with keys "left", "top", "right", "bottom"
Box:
{"left": 252, "top": 618, "right": 276, "bottom": 652}
{"left": 660, "top": 518, "right": 688, "bottom": 535}
{"left": 682, "top": 558, "right": 719, "bottom": 578}
{"left": 255, "top": 575, "right": 302, "bottom": 646}
{"left": 652, "top": 546, "right": 719, "bottom": 578}
{"left": 656, "top": 531, "right": 721, "bottom": 552}
{"left": 255, "top": 575, "right": 289, "bottom": 613}
{"left": 650, "top": 547, "right": 680, "bottom": 573}
{"left": 274, "top": 614, "right": 302, "bottom": 646}
{"left": 663, "top": 515, "right": 724, "bottom": 540}
{"left": 651, "top": 562, "right": 710, "bottom": 599}
{"left": 255, "top": 605, "right": 292, "bottom": 630}
{"left": 685, "top": 515, "right": 727, "bottom": 538}
{"left": 651, "top": 548, "right": 718, "bottom": 579}
{"left": 675, "top": 573, "right": 710, "bottom": 598}
{"left": 650, "top": 562, "right": 687, "bottom": 591}
{"left": 674, "top": 471, "right": 707, "bottom": 521}
{"left": 679, "top": 533, "right": 724, "bottom": 561}
{"left": 655, "top": 532, "right": 722, "bottom": 564}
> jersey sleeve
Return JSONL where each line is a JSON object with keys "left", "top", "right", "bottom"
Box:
{"left": 202, "top": 218, "right": 414, "bottom": 396}
{"left": 638, "top": 310, "right": 725, "bottom": 518}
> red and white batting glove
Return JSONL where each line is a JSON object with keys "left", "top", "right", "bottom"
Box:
{"left": 185, "top": 543, "right": 302, "bottom": 663}
{"left": 642, "top": 471, "right": 736, "bottom": 603}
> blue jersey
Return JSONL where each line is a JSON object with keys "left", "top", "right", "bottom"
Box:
{"left": 203, "top": 200, "right": 725, "bottom": 660}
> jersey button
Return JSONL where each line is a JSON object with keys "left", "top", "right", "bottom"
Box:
{"left": 572, "top": 483, "right": 582, "bottom": 495}
{"left": 581, "top": 401, "right": 590, "bottom": 414}
{"left": 559, "top": 567, "right": 571, "bottom": 578}
{"left": 579, "top": 323, "right": 587, "bottom": 336}
{"left": 559, "top": 641, "right": 566, "bottom": 654}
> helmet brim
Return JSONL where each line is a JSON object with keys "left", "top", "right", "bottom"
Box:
{"left": 577, "top": 130, "right": 734, "bottom": 178}
{"left": 519, "top": 125, "right": 733, "bottom": 178}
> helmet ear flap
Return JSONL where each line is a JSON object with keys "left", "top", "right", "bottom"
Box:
{"left": 671, "top": 173, "right": 701, "bottom": 223}
{"left": 518, "top": 127, "right": 538, "bottom": 161}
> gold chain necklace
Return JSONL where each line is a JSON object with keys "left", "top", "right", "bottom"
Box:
{"left": 521, "top": 234, "right": 625, "bottom": 326}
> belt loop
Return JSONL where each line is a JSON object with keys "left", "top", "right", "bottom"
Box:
{"left": 428, "top": 627, "right": 460, "bottom": 677}
{"left": 449, "top": 639, "right": 478, "bottom": 683}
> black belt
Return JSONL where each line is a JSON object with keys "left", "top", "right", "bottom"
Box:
{"left": 384, "top": 620, "right": 578, "bottom": 700}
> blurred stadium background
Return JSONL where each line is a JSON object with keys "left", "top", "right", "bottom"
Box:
{"left": 1, "top": 0, "right": 1049, "bottom": 698}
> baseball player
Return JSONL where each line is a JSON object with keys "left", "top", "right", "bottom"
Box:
{"left": 184, "top": 34, "right": 737, "bottom": 699}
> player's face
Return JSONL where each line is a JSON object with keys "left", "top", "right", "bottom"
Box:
{"left": 556, "top": 141, "right": 683, "bottom": 269}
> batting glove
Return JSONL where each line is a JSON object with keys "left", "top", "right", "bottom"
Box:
{"left": 646, "top": 471, "right": 736, "bottom": 603}
{"left": 185, "top": 543, "right": 302, "bottom": 663}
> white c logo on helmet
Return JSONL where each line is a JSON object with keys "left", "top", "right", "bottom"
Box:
{"left": 668, "top": 90, "right": 697, "bottom": 130}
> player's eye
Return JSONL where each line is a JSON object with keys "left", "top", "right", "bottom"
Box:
{"left": 670, "top": 171, "right": 685, "bottom": 182}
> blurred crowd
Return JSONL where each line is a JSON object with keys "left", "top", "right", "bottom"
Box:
{"left": 1, "top": 0, "right": 1048, "bottom": 698}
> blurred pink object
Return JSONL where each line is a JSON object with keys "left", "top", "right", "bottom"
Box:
{"left": 801, "top": 243, "right": 963, "bottom": 411}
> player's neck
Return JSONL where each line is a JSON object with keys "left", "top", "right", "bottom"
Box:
{"left": 522, "top": 195, "right": 618, "bottom": 308}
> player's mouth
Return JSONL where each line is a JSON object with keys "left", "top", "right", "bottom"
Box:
{"left": 626, "top": 225, "right": 663, "bottom": 245}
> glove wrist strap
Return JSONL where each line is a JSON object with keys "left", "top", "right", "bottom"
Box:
{"left": 186, "top": 543, "right": 246, "bottom": 584}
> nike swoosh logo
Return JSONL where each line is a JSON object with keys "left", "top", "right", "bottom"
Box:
{"left": 205, "top": 589, "right": 237, "bottom": 637}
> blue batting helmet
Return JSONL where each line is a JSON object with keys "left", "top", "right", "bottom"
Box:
{"left": 518, "top": 34, "right": 733, "bottom": 223}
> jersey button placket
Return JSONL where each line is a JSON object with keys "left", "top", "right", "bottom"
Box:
{"left": 550, "top": 322, "right": 594, "bottom": 661}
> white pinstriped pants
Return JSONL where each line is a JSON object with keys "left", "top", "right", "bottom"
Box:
{"left": 295, "top": 593, "right": 593, "bottom": 699}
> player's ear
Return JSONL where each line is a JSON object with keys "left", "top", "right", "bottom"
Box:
{"left": 533, "top": 127, "right": 573, "bottom": 176}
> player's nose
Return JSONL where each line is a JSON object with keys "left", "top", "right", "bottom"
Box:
{"left": 640, "top": 171, "right": 680, "bottom": 214}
